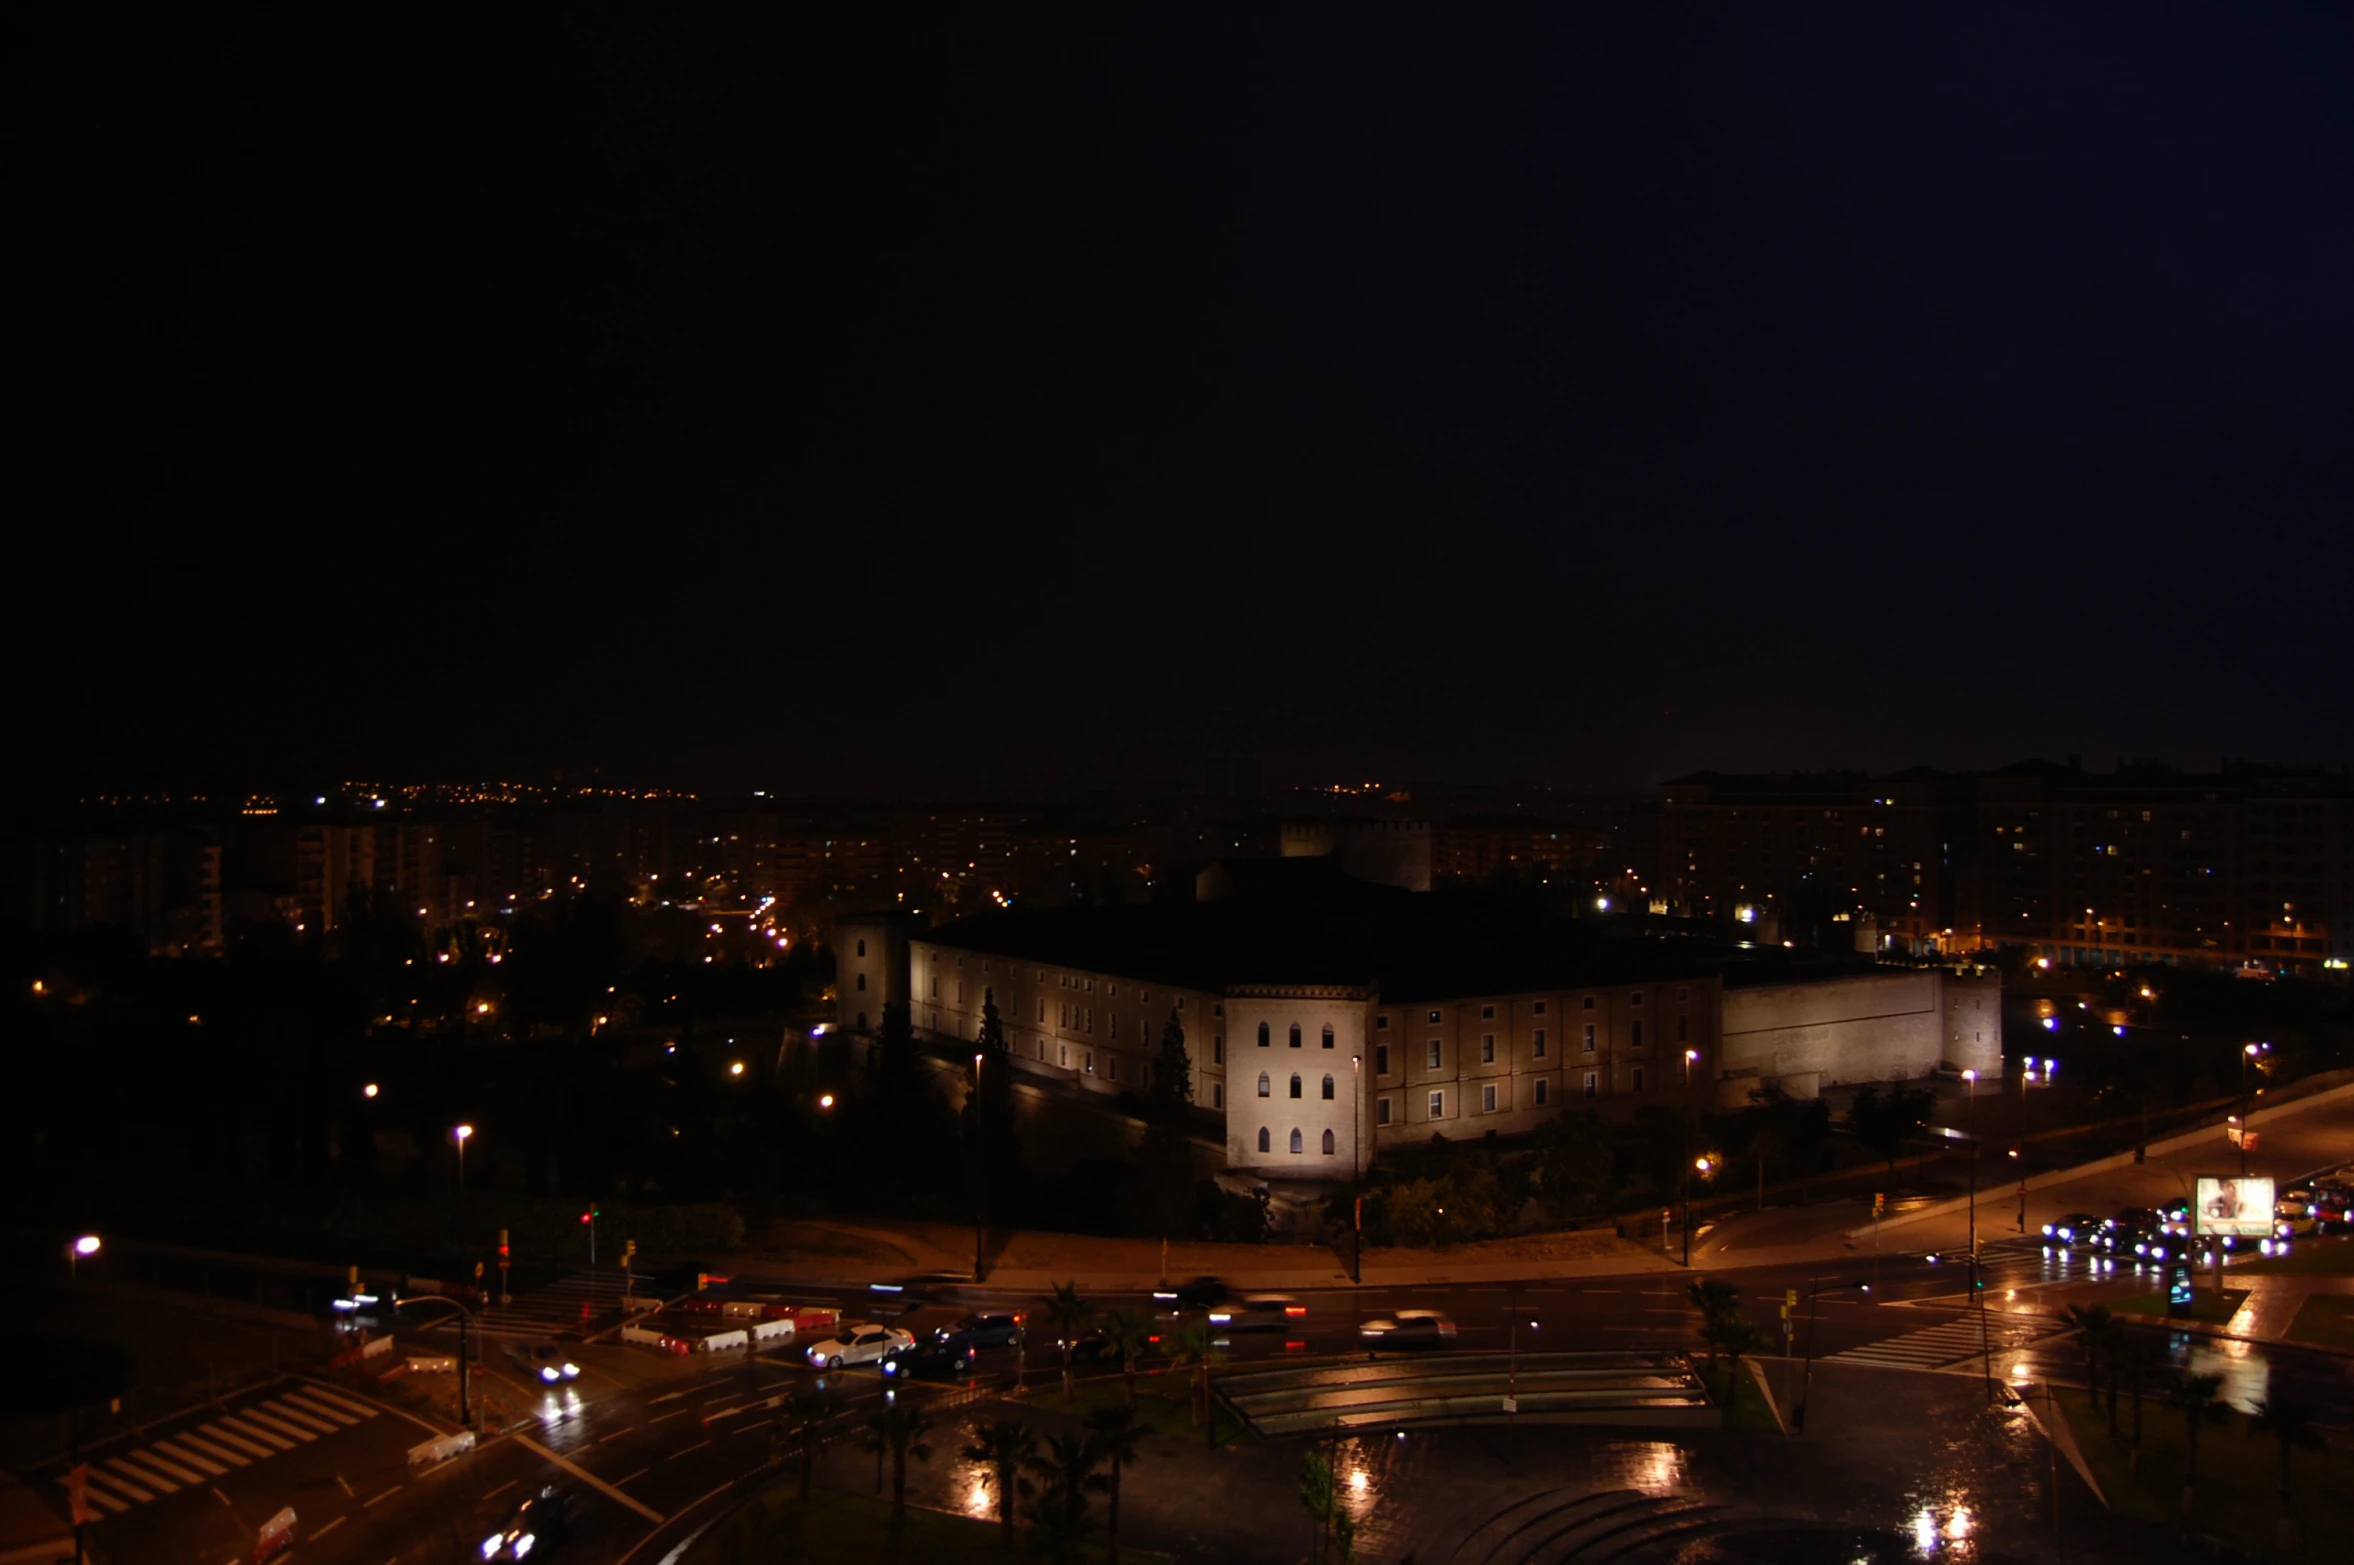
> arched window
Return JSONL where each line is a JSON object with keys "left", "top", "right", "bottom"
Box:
{"left": 1289, "top": 1073, "right": 1302, "bottom": 1098}
{"left": 856, "top": 938, "right": 867, "bottom": 957}
{"left": 1257, "top": 1127, "right": 1271, "bottom": 1153}
{"left": 857, "top": 1011, "right": 868, "bottom": 1030}
{"left": 1257, "top": 1072, "right": 1271, "bottom": 1098}
{"left": 1289, "top": 1128, "right": 1304, "bottom": 1155}
{"left": 855, "top": 972, "right": 867, "bottom": 990}
{"left": 1257, "top": 1022, "right": 1271, "bottom": 1048}
{"left": 1321, "top": 1024, "right": 1334, "bottom": 1049}
{"left": 1321, "top": 1129, "right": 1336, "bottom": 1155}
{"left": 1288, "top": 1024, "right": 1302, "bottom": 1048}
{"left": 1321, "top": 1074, "right": 1335, "bottom": 1099}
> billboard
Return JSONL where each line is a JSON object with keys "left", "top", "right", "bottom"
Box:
{"left": 2194, "top": 1175, "right": 2276, "bottom": 1239}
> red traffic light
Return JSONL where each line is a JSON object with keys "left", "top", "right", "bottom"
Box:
{"left": 580, "top": 1213, "right": 593, "bottom": 1224}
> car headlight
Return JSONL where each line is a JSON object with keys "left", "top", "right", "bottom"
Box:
{"left": 513, "top": 1536, "right": 534, "bottom": 1559}
{"left": 2040, "top": 1223, "right": 2054, "bottom": 1236}
{"left": 540, "top": 1366, "right": 560, "bottom": 1382}
{"left": 482, "top": 1536, "right": 503, "bottom": 1559}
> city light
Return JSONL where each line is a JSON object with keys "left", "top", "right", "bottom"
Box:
{"left": 364, "top": 1083, "right": 379, "bottom": 1098}
{"left": 818, "top": 1093, "right": 835, "bottom": 1109}
{"left": 453, "top": 1124, "right": 473, "bottom": 1142}
{"left": 74, "top": 1235, "right": 101, "bottom": 1257}
{"left": 730, "top": 1061, "right": 745, "bottom": 1076}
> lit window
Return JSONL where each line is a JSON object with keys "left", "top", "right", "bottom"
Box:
{"left": 1532, "top": 1028, "right": 1547, "bottom": 1058}
{"left": 1257, "top": 1072, "right": 1271, "bottom": 1098}
{"left": 1427, "top": 1040, "right": 1443, "bottom": 1070}
{"left": 1582, "top": 1071, "right": 1598, "bottom": 1096}
{"left": 1427, "top": 1090, "right": 1444, "bottom": 1117}
{"left": 1427, "top": 1010, "right": 1441, "bottom": 1023}
{"left": 1582, "top": 1024, "right": 1596, "bottom": 1052}
{"left": 1289, "top": 1128, "right": 1304, "bottom": 1155}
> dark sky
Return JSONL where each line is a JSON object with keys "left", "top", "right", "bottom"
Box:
{"left": 26, "top": 5, "right": 2353, "bottom": 799}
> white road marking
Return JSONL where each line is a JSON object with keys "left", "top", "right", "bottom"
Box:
{"left": 511, "top": 1434, "right": 666, "bottom": 1525}
{"left": 363, "top": 1486, "right": 401, "bottom": 1508}
{"left": 667, "top": 1439, "right": 711, "bottom": 1460}
{"left": 198, "top": 1422, "right": 277, "bottom": 1460}
{"left": 99, "top": 1460, "right": 164, "bottom": 1499}
{"left": 110, "top": 1454, "right": 182, "bottom": 1493}
{"left": 282, "top": 1390, "right": 362, "bottom": 1426}
{"left": 224, "top": 1412, "right": 304, "bottom": 1447}
{"left": 261, "top": 1400, "right": 341, "bottom": 1436}
{"left": 313, "top": 1515, "right": 348, "bottom": 1538}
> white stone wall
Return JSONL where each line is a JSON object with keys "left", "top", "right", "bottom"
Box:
{"left": 1720, "top": 968, "right": 2001, "bottom": 1089}
{"left": 1224, "top": 990, "right": 1373, "bottom": 1178}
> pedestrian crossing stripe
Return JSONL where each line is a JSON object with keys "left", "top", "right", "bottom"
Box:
{"left": 57, "top": 1384, "right": 387, "bottom": 1521}
{"left": 1829, "top": 1311, "right": 2065, "bottom": 1370}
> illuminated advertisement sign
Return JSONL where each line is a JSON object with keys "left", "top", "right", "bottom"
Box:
{"left": 2193, "top": 1175, "right": 2276, "bottom": 1239}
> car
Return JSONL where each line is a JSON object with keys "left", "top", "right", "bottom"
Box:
{"left": 479, "top": 1485, "right": 577, "bottom": 1560}
{"left": 950, "top": 1311, "right": 1025, "bottom": 1348}
{"left": 2111, "top": 1225, "right": 2171, "bottom": 1264}
{"left": 868, "top": 1272, "right": 970, "bottom": 1302}
{"left": 804, "top": 1323, "right": 916, "bottom": 1369}
{"left": 1359, "top": 1310, "right": 1457, "bottom": 1350}
{"left": 1209, "top": 1294, "right": 1305, "bottom": 1332}
{"left": 894, "top": 1331, "right": 979, "bottom": 1378}
{"left": 2041, "top": 1212, "right": 2101, "bottom": 1247}
{"left": 1067, "top": 1329, "right": 1126, "bottom": 1365}
{"left": 1155, "top": 1276, "right": 1230, "bottom": 1311}
{"left": 2275, "top": 1192, "right": 2320, "bottom": 1238}
{"left": 2157, "top": 1198, "right": 2192, "bottom": 1235}
{"left": 2108, "top": 1207, "right": 2161, "bottom": 1236}
{"left": 503, "top": 1339, "right": 581, "bottom": 1384}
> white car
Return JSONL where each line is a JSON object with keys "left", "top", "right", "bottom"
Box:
{"left": 804, "top": 1323, "right": 915, "bottom": 1369}
{"left": 1359, "top": 1309, "right": 1457, "bottom": 1349}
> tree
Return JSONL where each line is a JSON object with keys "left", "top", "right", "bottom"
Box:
{"left": 1140, "top": 1012, "right": 1198, "bottom": 1236}
{"left": 2059, "top": 1304, "right": 2114, "bottom": 1407}
{"left": 965, "top": 987, "right": 1024, "bottom": 1235}
{"left": 861, "top": 1401, "right": 936, "bottom": 1527}
{"left": 2168, "top": 1371, "right": 2230, "bottom": 1521}
{"left": 1714, "top": 1318, "right": 1771, "bottom": 1414}
{"left": 1040, "top": 1280, "right": 1095, "bottom": 1402}
{"left": 961, "top": 1418, "right": 1036, "bottom": 1547}
{"left": 2115, "top": 1336, "right": 2158, "bottom": 1474}
{"left": 1845, "top": 1084, "right": 1933, "bottom": 1181}
{"left": 1298, "top": 1446, "right": 1357, "bottom": 1565}
{"left": 2247, "top": 1395, "right": 2325, "bottom": 1545}
{"left": 1167, "top": 1315, "right": 1226, "bottom": 1433}
{"left": 1687, "top": 1279, "right": 1739, "bottom": 1367}
{"left": 1084, "top": 1403, "right": 1149, "bottom": 1565}
{"left": 1529, "top": 1108, "right": 1614, "bottom": 1219}
{"left": 1021, "top": 1431, "right": 1105, "bottom": 1564}
{"left": 769, "top": 1387, "right": 845, "bottom": 1500}
{"left": 1098, "top": 1309, "right": 1154, "bottom": 1405}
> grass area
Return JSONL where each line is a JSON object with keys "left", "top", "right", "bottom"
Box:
{"left": 2286, "top": 1295, "right": 2354, "bottom": 1352}
{"left": 1696, "top": 1363, "right": 1781, "bottom": 1433}
{"left": 1032, "top": 1371, "right": 1252, "bottom": 1444}
{"left": 2091, "top": 1287, "right": 2247, "bottom": 1324}
{"left": 685, "top": 1483, "right": 1172, "bottom": 1564}
{"left": 2054, "top": 1388, "right": 2354, "bottom": 1561}
{"left": 2229, "top": 1237, "right": 2354, "bottom": 1277}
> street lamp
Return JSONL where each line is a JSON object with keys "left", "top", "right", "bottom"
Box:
{"left": 67, "top": 1234, "right": 100, "bottom": 1288}
{"left": 1350, "top": 1054, "right": 1364, "bottom": 1285}
{"left": 1683, "top": 1155, "right": 1716, "bottom": 1266}
{"left": 363, "top": 1083, "right": 379, "bottom": 1099}
{"left": 453, "top": 1124, "right": 474, "bottom": 1195}
{"left": 1684, "top": 1048, "right": 1699, "bottom": 1088}
{"left": 972, "top": 1053, "right": 986, "bottom": 1282}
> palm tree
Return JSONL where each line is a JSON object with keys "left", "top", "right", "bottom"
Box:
{"left": 862, "top": 1402, "right": 937, "bottom": 1527}
{"left": 1167, "top": 1315, "right": 1227, "bottom": 1439}
{"left": 769, "top": 1387, "right": 844, "bottom": 1500}
{"left": 961, "top": 1418, "right": 1036, "bottom": 1547}
{"left": 1083, "top": 1404, "right": 1149, "bottom": 1565}
{"left": 1021, "top": 1431, "right": 1106, "bottom": 1564}
{"left": 2098, "top": 1317, "right": 2130, "bottom": 1436}
{"left": 2247, "top": 1395, "right": 2325, "bottom": 1546}
{"left": 2167, "top": 1370, "right": 2229, "bottom": 1521}
{"left": 1040, "top": 1280, "right": 1095, "bottom": 1402}
{"left": 2115, "top": 1337, "right": 2157, "bottom": 1474}
{"left": 1098, "top": 1310, "right": 1154, "bottom": 1405}
{"left": 1687, "top": 1278, "right": 1738, "bottom": 1367}
{"left": 2058, "top": 1303, "right": 2113, "bottom": 1406}
{"left": 1715, "top": 1318, "right": 1772, "bottom": 1415}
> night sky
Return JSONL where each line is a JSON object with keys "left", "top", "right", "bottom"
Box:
{"left": 27, "top": 5, "right": 2353, "bottom": 799}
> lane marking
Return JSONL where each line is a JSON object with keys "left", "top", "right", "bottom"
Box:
{"left": 213, "top": 1486, "right": 234, "bottom": 1508}
{"left": 616, "top": 1468, "right": 648, "bottom": 1486}
{"left": 133, "top": 1446, "right": 210, "bottom": 1485}
{"left": 294, "top": 1376, "right": 439, "bottom": 1437}
{"left": 511, "top": 1434, "right": 666, "bottom": 1525}
{"left": 486, "top": 1479, "right": 518, "bottom": 1500}
{"left": 198, "top": 1422, "right": 277, "bottom": 1460}
{"left": 312, "top": 1515, "right": 348, "bottom": 1539}
{"left": 668, "top": 1440, "right": 711, "bottom": 1460}
{"left": 650, "top": 1409, "right": 690, "bottom": 1424}
{"left": 648, "top": 1390, "right": 689, "bottom": 1404}
{"left": 338, "top": 1475, "right": 355, "bottom": 1497}
{"left": 363, "top": 1486, "right": 400, "bottom": 1508}
{"left": 599, "top": 1429, "right": 633, "bottom": 1444}
{"left": 261, "top": 1400, "right": 341, "bottom": 1436}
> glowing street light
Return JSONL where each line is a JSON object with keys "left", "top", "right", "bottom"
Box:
{"left": 729, "top": 1061, "right": 745, "bottom": 1077}
{"left": 363, "top": 1083, "right": 380, "bottom": 1099}
{"left": 68, "top": 1233, "right": 100, "bottom": 1288}
{"left": 453, "top": 1124, "right": 475, "bottom": 1195}
{"left": 818, "top": 1093, "right": 835, "bottom": 1110}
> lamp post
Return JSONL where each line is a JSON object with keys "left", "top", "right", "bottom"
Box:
{"left": 452, "top": 1124, "right": 474, "bottom": 1196}
{"left": 1794, "top": 1277, "right": 1870, "bottom": 1432}
{"left": 972, "top": 1052, "right": 986, "bottom": 1282}
{"left": 393, "top": 1296, "right": 478, "bottom": 1427}
{"left": 1350, "top": 1054, "right": 1363, "bottom": 1286}
{"left": 1682, "top": 1155, "right": 1715, "bottom": 1266}
{"left": 67, "top": 1234, "right": 100, "bottom": 1289}
{"left": 1961, "top": 1068, "right": 1976, "bottom": 1123}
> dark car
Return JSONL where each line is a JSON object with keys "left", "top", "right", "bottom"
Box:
{"left": 1210, "top": 1294, "right": 1304, "bottom": 1333}
{"left": 868, "top": 1272, "right": 970, "bottom": 1302}
{"left": 1156, "top": 1276, "right": 1230, "bottom": 1310}
{"left": 2041, "top": 1212, "right": 2101, "bottom": 1247}
{"left": 894, "top": 1331, "right": 979, "bottom": 1379}
{"left": 1067, "top": 1329, "right": 1126, "bottom": 1365}
{"left": 479, "top": 1485, "right": 577, "bottom": 1560}
{"left": 502, "top": 1339, "right": 581, "bottom": 1384}
{"left": 950, "top": 1310, "right": 1025, "bottom": 1348}
{"left": 2107, "top": 1207, "right": 2161, "bottom": 1237}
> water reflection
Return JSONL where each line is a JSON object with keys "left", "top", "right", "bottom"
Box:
{"left": 2180, "top": 1336, "right": 2268, "bottom": 1413}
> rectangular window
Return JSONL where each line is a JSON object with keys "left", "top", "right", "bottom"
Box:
{"left": 1377, "top": 1097, "right": 1392, "bottom": 1126}
{"left": 931, "top": 977, "right": 940, "bottom": 997}
{"left": 1582, "top": 996, "right": 1595, "bottom": 1010}
{"left": 1106, "top": 1054, "right": 1118, "bottom": 1082}
{"left": 1630, "top": 1019, "right": 1644, "bottom": 1050}
{"left": 955, "top": 980, "right": 965, "bottom": 1003}
{"left": 1427, "top": 1040, "right": 1443, "bottom": 1070}
{"left": 1676, "top": 988, "right": 1689, "bottom": 1002}
{"left": 1427, "top": 1090, "right": 1444, "bottom": 1118}
{"left": 1535, "top": 1078, "right": 1550, "bottom": 1106}
{"left": 1481, "top": 1083, "right": 1498, "bottom": 1113}
{"left": 1375, "top": 1014, "right": 1391, "bottom": 1030}
{"left": 1213, "top": 1035, "right": 1224, "bottom": 1064}
{"left": 1582, "top": 1023, "right": 1596, "bottom": 1052}
{"left": 1059, "top": 1045, "right": 1068, "bottom": 1067}
{"left": 1532, "top": 1000, "right": 1547, "bottom": 1015}
{"left": 1375, "top": 1043, "right": 1389, "bottom": 1076}
{"left": 1582, "top": 1071, "right": 1598, "bottom": 1096}
{"left": 1532, "top": 1028, "right": 1547, "bottom": 1058}
{"left": 1427, "top": 1010, "right": 1441, "bottom": 1023}
{"left": 1480, "top": 1005, "right": 1496, "bottom": 1020}
{"left": 1109, "top": 1013, "right": 1118, "bottom": 1039}
{"left": 1632, "top": 1066, "right": 1645, "bottom": 1092}
{"left": 1212, "top": 1083, "right": 1224, "bottom": 1109}
{"left": 1481, "top": 1034, "right": 1496, "bottom": 1063}
{"left": 1630, "top": 992, "right": 1644, "bottom": 1006}
{"left": 1085, "top": 1050, "right": 1095, "bottom": 1075}
{"left": 1676, "top": 1014, "right": 1688, "bottom": 1043}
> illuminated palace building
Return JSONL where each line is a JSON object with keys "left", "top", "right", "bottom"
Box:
{"left": 1641, "top": 760, "right": 2352, "bottom": 978}
{"left": 840, "top": 864, "right": 2000, "bottom": 1189}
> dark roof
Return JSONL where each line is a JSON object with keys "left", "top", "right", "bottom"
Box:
{"left": 924, "top": 891, "right": 1877, "bottom": 1003}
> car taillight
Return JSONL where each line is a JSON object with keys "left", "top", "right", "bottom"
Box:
{"left": 1285, "top": 1306, "right": 1307, "bottom": 1318}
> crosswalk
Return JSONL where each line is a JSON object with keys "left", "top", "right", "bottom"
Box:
{"left": 1828, "top": 1308, "right": 2068, "bottom": 1371}
{"left": 60, "top": 1382, "right": 380, "bottom": 1516}
{"left": 479, "top": 1271, "right": 653, "bottom": 1338}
